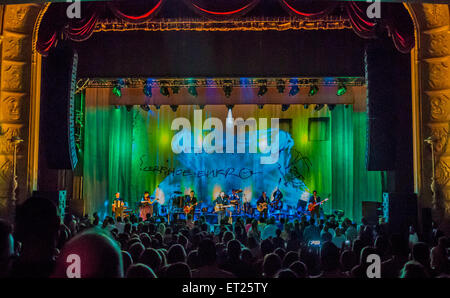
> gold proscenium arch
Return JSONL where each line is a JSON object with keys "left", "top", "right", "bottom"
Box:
{"left": 0, "top": 2, "right": 449, "bottom": 234}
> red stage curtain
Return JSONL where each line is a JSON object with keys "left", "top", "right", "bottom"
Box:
{"left": 183, "top": 0, "right": 260, "bottom": 20}
{"left": 345, "top": 1, "right": 378, "bottom": 39}
{"left": 64, "top": 3, "right": 102, "bottom": 42}
{"left": 108, "top": 0, "right": 165, "bottom": 23}
{"left": 279, "top": 0, "right": 337, "bottom": 19}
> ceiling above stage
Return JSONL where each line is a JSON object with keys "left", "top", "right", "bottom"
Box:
{"left": 37, "top": 0, "right": 414, "bottom": 56}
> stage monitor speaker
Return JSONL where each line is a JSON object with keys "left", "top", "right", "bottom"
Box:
{"left": 32, "top": 190, "right": 67, "bottom": 222}
{"left": 365, "top": 40, "right": 396, "bottom": 171}
{"left": 362, "top": 201, "right": 382, "bottom": 225}
{"left": 41, "top": 42, "right": 78, "bottom": 170}
{"left": 382, "top": 192, "right": 418, "bottom": 235}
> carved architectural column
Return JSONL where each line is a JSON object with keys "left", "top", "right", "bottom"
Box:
{"left": 410, "top": 4, "right": 450, "bottom": 232}
{"left": 0, "top": 4, "right": 41, "bottom": 217}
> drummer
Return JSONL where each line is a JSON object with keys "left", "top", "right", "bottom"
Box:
{"left": 229, "top": 189, "right": 242, "bottom": 214}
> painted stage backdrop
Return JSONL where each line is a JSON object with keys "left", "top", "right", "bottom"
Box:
{"left": 83, "top": 88, "right": 382, "bottom": 222}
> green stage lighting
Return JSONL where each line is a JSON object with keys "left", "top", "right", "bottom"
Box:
{"left": 112, "top": 86, "right": 121, "bottom": 97}
{"left": 309, "top": 84, "right": 319, "bottom": 96}
{"left": 336, "top": 83, "right": 347, "bottom": 96}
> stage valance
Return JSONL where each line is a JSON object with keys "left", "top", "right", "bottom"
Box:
{"left": 36, "top": 1, "right": 414, "bottom": 56}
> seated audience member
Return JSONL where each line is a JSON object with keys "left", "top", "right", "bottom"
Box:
{"left": 220, "top": 240, "right": 247, "bottom": 278}
{"left": 351, "top": 246, "right": 378, "bottom": 278}
{"left": 272, "top": 229, "right": 285, "bottom": 249}
{"left": 139, "top": 248, "right": 162, "bottom": 274}
{"left": 262, "top": 218, "right": 278, "bottom": 240}
{"left": 289, "top": 261, "right": 308, "bottom": 278}
{"left": 275, "top": 269, "right": 297, "bottom": 278}
{"left": 411, "top": 242, "right": 433, "bottom": 277}
{"left": 340, "top": 250, "right": 357, "bottom": 277}
{"left": 165, "top": 262, "right": 192, "bottom": 278}
{"left": 167, "top": 244, "right": 187, "bottom": 264}
{"left": 240, "top": 248, "right": 259, "bottom": 278}
{"left": 399, "top": 261, "right": 428, "bottom": 278}
{"left": 122, "top": 251, "right": 133, "bottom": 273}
{"left": 408, "top": 226, "right": 419, "bottom": 250}
{"left": 430, "top": 236, "right": 448, "bottom": 275}
{"left": 303, "top": 218, "right": 320, "bottom": 243}
{"left": 286, "top": 231, "right": 301, "bottom": 252}
{"left": 381, "top": 234, "right": 409, "bottom": 278}
{"left": 0, "top": 219, "right": 14, "bottom": 277}
{"left": 12, "top": 196, "right": 60, "bottom": 278}
{"left": 191, "top": 239, "right": 234, "bottom": 278}
{"left": 53, "top": 228, "right": 123, "bottom": 278}
{"left": 332, "top": 228, "right": 346, "bottom": 250}
{"left": 282, "top": 251, "right": 299, "bottom": 268}
{"left": 274, "top": 247, "right": 286, "bottom": 261}
{"left": 318, "top": 242, "right": 346, "bottom": 278}
{"left": 187, "top": 250, "right": 200, "bottom": 270}
{"left": 126, "top": 263, "right": 157, "bottom": 278}
{"left": 247, "top": 220, "right": 261, "bottom": 242}
{"left": 345, "top": 221, "right": 358, "bottom": 243}
{"left": 262, "top": 253, "right": 282, "bottom": 278}
{"left": 128, "top": 242, "right": 145, "bottom": 264}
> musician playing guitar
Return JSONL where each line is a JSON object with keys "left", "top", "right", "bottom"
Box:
{"left": 184, "top": 190, "right": 198, "bottom": 219}
{"left": 257, "top": 191, "right": 269, "bottom": 220}
{"left": 140, "top": 191, "right": 158, "bottom": 220}
{"left": 308, "top": 190, "right": 321, "bottom": 220}
{"left": 214, "top": 191, "right": 230, "bottom": 224}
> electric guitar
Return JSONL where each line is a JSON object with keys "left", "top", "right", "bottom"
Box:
{"left": 141, "top": 197, "right": 159, "bottom": 206}
{"left": 183, "top": 201, "right": 202, "bottom": 214}
{"left": 307, "top": 197, "right": 329, "bottom": 212}
{"left": 214, "top": 204, "right": 233, "bottom": 212}
{"left": 257, "top": 202, "right": 268, "bottom": 212}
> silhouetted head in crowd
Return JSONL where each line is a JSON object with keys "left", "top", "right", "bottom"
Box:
{"left": 411, "top": 242, "right": 430, "bottom": 268}
{"left": 274, "top": 247, "right": 286, "bottom": 260}
{"left": 263, "top": 253, "right": 282, "bottom": 278}
{"left": 275, "top": 269, "right": 297, "bottom": 278}
{"left": 340, "top": 250, "right": 357, "bottom": 272}
{"left": 126, "top": 263, "right": 156, "bottom": 278}
{"left": 187, "top": 250, "right": 199, "bottom": 269}
{"left": 13, "top": 196, "right": 60, "bottom": 277}
{"left": 260, "top": 239, "right": 274, "bottom": 256}
{"left": 167, "top": 244, "right": 186, "bottom": 264}
{"left": 139, "top": 248, "right": 162, "bottom": 273}
{"left": 241, "top": 248, "right": 254, "bottom": 264}
{"left": 227, "top": 239, "right": 241, "bottom": 260}
{"left": 128, "top": 241, "right": 145, "bottom": 263}
{"left": 0, "top": 219, "right": 14, "bottom": 277}
{"left": 165, "top": 262, "right": 192, "bottom": 278}
{"left": 140, "top": 233, "right": 151, "bottom": 248}
{"left": 289, "top": 261, "right": 308, "bottom": 278}
{"left": 320, "top": 241, "right": 340, "bottom": 272}
{"left": 400, "top": 261, "right": 428, "bottom": 278}
{"left": 309, "top": 218, "right": 315, "bottom": 226}
{"left": 198, "top": 239, "right": 217, "bottom": 266}
{"left": 282, "top": 251, "right": 299, "bottom": 268}
{"left": 53, "top": 228, "right": 123, "bottom": 278}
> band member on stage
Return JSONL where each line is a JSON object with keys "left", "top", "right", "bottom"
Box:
{"left": 308, "top": 190, "right": 321, "bottom": 220}
{"left": 112, "top": 192, "right": 125, "bottom": 219}
{"left": 257, "top": 191, "right": 269, "bottom": 220}
{"left": 185, "top": 190, "right": 197, "bottom": 219}
{"left": 140, "top": 191, "right": 155, "bottom": 220}
{"left": 271, "top": 187, "right": 283, "bottom": 211}
{"left": 229, "top": 189, "right": 242, "bottom": 214}
{"left": 214, "top": 191, "right": 228, "bottom": 224}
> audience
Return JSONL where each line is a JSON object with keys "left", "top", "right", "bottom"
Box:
{"left": 1, "top": 196, "right": 448, "bottom": 279}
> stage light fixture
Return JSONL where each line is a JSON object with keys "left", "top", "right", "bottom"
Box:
{"left": 170, "top": 105, "right": 179, "bottom": 112}
{"left": 314, "top": 104, "right": 324, "bottom": 111}
{"left": 345, "top": 104, "right": 351, "bottom": 109}
{"left": 289, "top": 85, "right": 300, "bottom": 97}
{"left": 187, "top": 79, "right": 198, "bottom": 97}
{"left": 257, "top": 80, "right": 268, "bottom": 97}
{"left": 257, "top": 104, "right": 264, "bottom": 110}
{"left": 154, "top": 104, "right": 161, "bottom": 110}
{"left": 112, "top": 79, "right": 126, "bottom": 97}
{"left": 159, "top": 81, "right": 170, "bottom": 97}
{"left": 336, "top": 81, "right": 347, "bottom": 96}
{"left": 198, "top": 104, "right": 205, "bottom": 110}
{"left": 171, "top": 80, "right": 181, "bottom": 94}
{"left": 126, "top": 105, "right": 133, "bottom": 112}
{"left": 281, "top": 104, "right": 290, "bottom": 112}
{"left": 308, "top": 83, "right": 319, "bottom": 96}
{"left": 140, "top": 105, "right": 150, "bottom": 112}
{"left": 276, "top": 79, "right": 285, "bottom": 94}
{"left": 114, "top": 105, "right": 120, "bottom": 109}
{"left": 143, "top": 79, "right": 153, "bottom": 97}
{"left": 226, "top": 104, "right": 235, "bottom": 111}
{"left": 328, "top": 104, "right": 336, "bottom": 111}
{"left": 303, "top": 104, "right": 309, "bottom": 109}
{"left": 223, "top": 80, "right": 233, "bottom": 98}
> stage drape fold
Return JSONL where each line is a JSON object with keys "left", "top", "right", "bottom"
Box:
{"left": 37, "top": 1, "right": 414, "bottom": 55}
